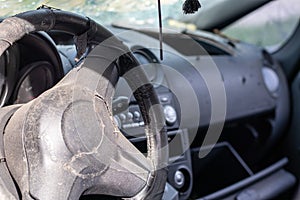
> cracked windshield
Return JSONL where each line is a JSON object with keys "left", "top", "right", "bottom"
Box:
{"left": 1, "top": 0, "right": 189, "bottom": 27}
{"left": 1, "top": 0, "right": 299, "bottom": 48}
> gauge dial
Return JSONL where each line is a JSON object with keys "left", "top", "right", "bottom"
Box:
{"left": 134, "top": 51, "right": 164, "bottom": 87}
{"left": 14, "top": 61, "right": 54, "bottom": 104}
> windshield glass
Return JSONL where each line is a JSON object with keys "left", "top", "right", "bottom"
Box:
{"left": 0, "top": 0, "right": 207, "bottom": 30}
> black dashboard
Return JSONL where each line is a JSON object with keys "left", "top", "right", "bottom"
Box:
{"left": 0, "top": 26, "right": 291, "bottom": 199}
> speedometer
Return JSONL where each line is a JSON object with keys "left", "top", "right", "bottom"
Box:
{"left": 13, "top": 61, "right": 54, "bottom": 104}
{"left": 133, "top": 50, "right": 164, "bottom": 87}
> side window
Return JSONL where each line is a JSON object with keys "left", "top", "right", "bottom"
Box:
{"left": 223, "top": 0, "right": 300, "bottom": 51}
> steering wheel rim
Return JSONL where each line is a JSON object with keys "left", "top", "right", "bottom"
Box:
{"left": 0, "top": 8, "right": 168, "bottom": 199}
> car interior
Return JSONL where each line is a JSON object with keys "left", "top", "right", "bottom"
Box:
{"left": 0, "top": 0, "right": 299, "bottom": 199}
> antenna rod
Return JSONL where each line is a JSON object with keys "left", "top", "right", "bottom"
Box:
{"left": 157, "top": 0, "right": 163, "bottom": 60}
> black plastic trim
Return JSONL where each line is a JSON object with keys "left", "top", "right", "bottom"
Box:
{"left": 197, "top": 158, "right": 289, "bottom": 200}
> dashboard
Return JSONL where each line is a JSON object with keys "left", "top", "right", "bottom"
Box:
{"left": 0, "top": 26, "right": 291, "bottom": 199}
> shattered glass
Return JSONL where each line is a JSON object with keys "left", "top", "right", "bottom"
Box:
{"left": 0, "top": 0, "right": 183, "bottom": 27}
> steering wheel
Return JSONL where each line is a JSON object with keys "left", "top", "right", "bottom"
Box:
{"left": 0, "top": 8, "right": 168, "bottom": 199}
